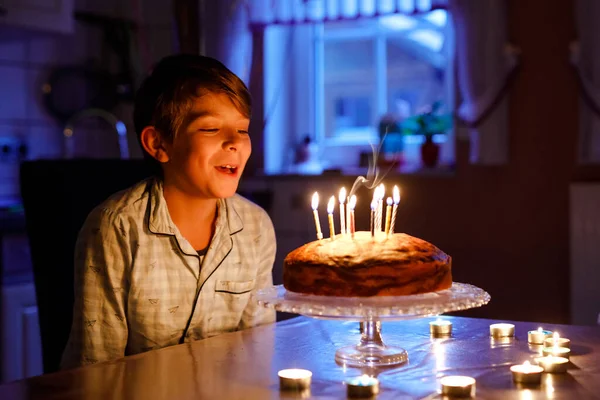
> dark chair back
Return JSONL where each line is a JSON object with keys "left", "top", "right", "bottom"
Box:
{"left": 20, "top": 159, "right": 152, "bottom": 374}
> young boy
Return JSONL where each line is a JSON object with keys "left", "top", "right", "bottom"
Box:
{"left": 61, "top": 54, "right": 276, "bottom": 369}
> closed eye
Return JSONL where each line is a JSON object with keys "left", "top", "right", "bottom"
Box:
{"left": 198, "top": 129, "right": 219, "bottom": 132}
{"left": 238, "top": 130, "right": 249, "bottom": 134}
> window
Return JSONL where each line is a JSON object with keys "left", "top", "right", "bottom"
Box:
{"left": 263, "top": 6, "right": 454, "bottom": 175}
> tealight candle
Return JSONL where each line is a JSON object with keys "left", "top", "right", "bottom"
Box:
{"left": 542, "top": 345, "right": 571, "bottom": 359}
{"left": 528, "top": 327, "right": 553, "bottom": 345}
{"left": 440, "top": 376, "right": 476, "bottom": 398}
{"left": 490, "top": 323, "right": 515, "bottom": 338}
{"left": 278, "top": 369, "right": 312, "bottom": 391}
{"left": 510, "top": 361, "right": 543, "bottom": 385}
{"left": 346, "top": 375, "right": 379, "bottom": 398}
{"left": 430, "top": 319, "right": 452, "bottom": 337}
{"left": 544, "top": 332, "right": 571, "bottom": 349}
{"left": 536, "top": 355, "right": 569, "bottom": 374}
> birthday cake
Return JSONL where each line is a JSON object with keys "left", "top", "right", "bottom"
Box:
{"left": 283, "top": 231, "right": 452, "bottom": 297}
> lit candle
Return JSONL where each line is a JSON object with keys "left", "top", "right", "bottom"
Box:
{"left": 544, "top": 332, "right": 571, "bottom": 349}
{"left": 370, "top": 199, "right": 377, "bottom": 238}
{"left": 430, "top": 319, "right": 452, "bottom": 337}
{"left": 311, "top": 192, "right": 323, "bottom": 240}
{"left": 542, "top": 344, "right": 571, "bottom": 359}
{"left": 348, "top": 195, "right": 357, "bottom": 237}
{"left": 528, "top": 327, "right": 553, "bottom": 345}
{"left": 278, "top": 368, "right": 312, "bottom": 391}
{"left": 440, "top": 376, "right": 476, "bottom": 398}
{"left": 346, "top": 375, "right": 379, "bottom": 398}
{"left": 536, "top": 355, "right": 569, "bottom": 374}
{"left": 327, "top": 196, "right": 335, "bottom": 240}
{"left": 389, "top": 185, "right": 400, "bottom": 235}
{"left": 510, "top": 361, "right": 543, "bottom": 385}
{"left": 376, "top": 184, "right": 384, "bottom": 232}
{"left": 490, "top": 323, "right": 515, "bottom": 338}
{"left": 339, "top": 187, "right": 347, "bottom": 235}
{"left": 384, "top": 197, "right": 393, "bottom": 237}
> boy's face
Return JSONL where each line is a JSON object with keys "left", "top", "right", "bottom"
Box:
{"left": 162, "top": 92, "right": 251, "bottom": 199}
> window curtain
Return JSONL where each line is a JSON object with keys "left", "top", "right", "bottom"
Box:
{"left": 572, "top": 0, "right": 600, "bottom": 163}
{"left": 449, "top": 0, "right": 519, "bottom": 165}
{"left": 199, "top": 0, "right": 253, "bottom": 85}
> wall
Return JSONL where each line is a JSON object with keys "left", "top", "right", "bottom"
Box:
{"left": 0, "top": 0, "right": 175, "bottom": 200}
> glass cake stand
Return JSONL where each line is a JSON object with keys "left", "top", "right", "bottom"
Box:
{"left": 256, "top": 283, "right": 490, "bottom": 368}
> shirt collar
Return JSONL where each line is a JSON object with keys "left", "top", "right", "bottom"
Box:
{"left": 147, "top": 178, "right": 243, "bottom": 236}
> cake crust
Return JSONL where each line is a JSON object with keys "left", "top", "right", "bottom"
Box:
{"left": 283, "top": 232, "right": 452, "bottom": 297}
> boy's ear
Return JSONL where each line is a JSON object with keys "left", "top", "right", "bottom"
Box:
{"left": 140, "top": 127, "right": 170, "bottom": 163}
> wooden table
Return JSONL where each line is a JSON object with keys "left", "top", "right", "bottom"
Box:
{"left": 1, "top": 316, "right": 599, "bottom": 399}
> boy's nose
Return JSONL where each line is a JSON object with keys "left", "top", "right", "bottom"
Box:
{"left": 223, "top": 134, "right": 240, "bottom": 151}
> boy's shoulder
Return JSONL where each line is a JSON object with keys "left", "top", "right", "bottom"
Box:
{"left": 90, "top": 178, "right": 153, "bottom": 219}
{"left": 227, "top": 193, "right": 271, "bottom": 224}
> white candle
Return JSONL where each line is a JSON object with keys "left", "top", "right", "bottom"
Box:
{"left": 339, "top": 187, "right": 347, "bottom": 235}
{"left": 528, "top": 327, "right": 553, "bottom": 345}
{"left": 490, "top": 323, "right": 515, "bottom": 338}
{"left": 384, "top": 197, "right": 393, "bottom": 236}
{"left": 348, "top": 195, "right": 357, "bottom": 237}
{"left": 430, "top": 319, "right": 452, "bottom": 337}
{"left": 327, "top": 196, "right": 335, "bottom": 240}
{"left": 311, "top": 192, "right": 323, "bottom": 240}
{"left": 440, "top": 376, "right": 476, "bottom": 398}
{"left": 376, "top": 184, "right": 384, "bottom": 232}
{"left": 278, "top": 368, "right": 312, "bottom": 391}
{"left": 370, "top": 199, "right": 377, "bottom": 238}
{"left": 346, "top": 375, "right": 379, "bottom": 398}
{"left": 510, "top": 361, "right": 543, "bottom": 384}
{"left": 389, "top": 186, "right": 400, "bottom": 235}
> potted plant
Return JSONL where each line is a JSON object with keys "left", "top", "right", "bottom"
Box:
{"left": 402, "top": 101, "right": 451, "bottom": 168}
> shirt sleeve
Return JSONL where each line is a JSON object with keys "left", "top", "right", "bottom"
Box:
{"left": 61, "top": 207, "right": 131, "bottom": 369}
{"left": 238, "top": 209, "right": 277, "bottom": 329}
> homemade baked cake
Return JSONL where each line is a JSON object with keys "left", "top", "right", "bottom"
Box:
{"left": 283, "top": 231, "right": 452, "bottom": 297}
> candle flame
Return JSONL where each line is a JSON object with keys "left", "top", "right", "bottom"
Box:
{"left": 311, "top": 192, "right": 319, "bottom": 210}
{"left": 370, "top": 199, "right": 377, "bottom": 210}
{"left": 393, "top": 185, "right": 400, "bottom": 204}
{"left": 327, "top": 196, "right": 335, "bottom": 214}
{"left": 378, "top": 184, "right": 385, "bottom": 200}
{"left": 553, "top": 332, "right": 560, "bottom": 340}
{"left": 523, "top": 361, "right": 531, "bottom": 367}
{"left": 538, "top": 327, "right": 543, "bottom": 332}
{"left": 339, "top": 187, "right": 347, "bottom": 203}
{"left": 386, "top": 197, "right": 393, "bottom": 206}
{"left": 349, "top": 195, "right": 357, "bottom": 210}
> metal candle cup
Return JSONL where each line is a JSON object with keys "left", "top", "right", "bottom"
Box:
{"left": 440, "top": 376, "right": 476, "bottom": 398}
{"left": 510, "top": 361, "right": 543, "bottom": 385}
{"left": 544, "top": 337, "right": 571, "bottom": 349}
{"left": 536, "top": 355, "right": 569, "bottom": 373}
{"left": 528, "top": 328, "right": 553, "bottom": 345}
{"left": 430, "top": 319, "right": 452, "bottom": 337}
{"left": 490, "top": 323, "right": 515, "bottom": 338}
{"left": 346, "top": 375, "right": 379, "bottom": 398}
{"left": 278, "top": 369, "right": 312, "bottom": 391}
{"left": 542, "top": 346, "right": 571, "bottom": 359}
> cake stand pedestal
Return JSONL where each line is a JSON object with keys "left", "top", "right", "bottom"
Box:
{"left": 256, "top": 283, "right": 490, "bottom": 368}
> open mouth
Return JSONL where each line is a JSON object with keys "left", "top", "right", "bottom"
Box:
{"left": 216, "top": 164, "right": 238, "bottom": 175}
